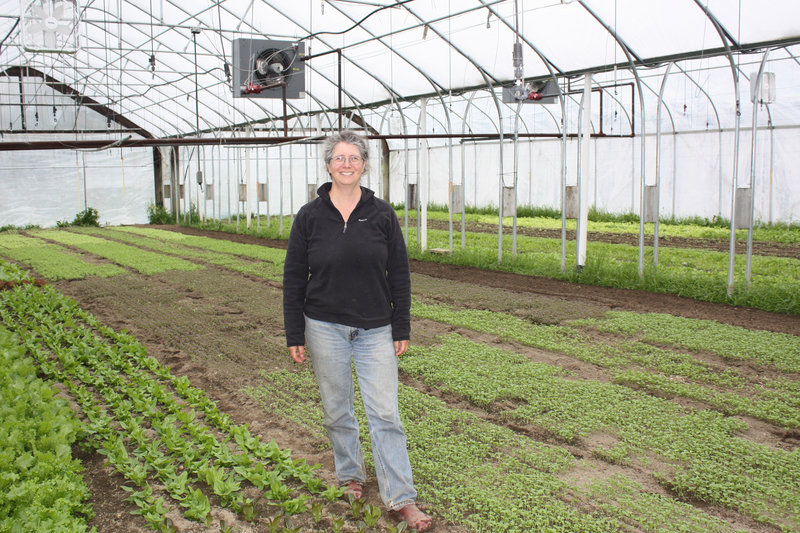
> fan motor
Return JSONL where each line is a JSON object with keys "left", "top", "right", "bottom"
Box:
{"left": 254, "top": 49, "right": 290, "bottom": 84}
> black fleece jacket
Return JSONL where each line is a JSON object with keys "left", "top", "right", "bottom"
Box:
{"left": 282, "top": 182, "right": 411, "bottom": 347}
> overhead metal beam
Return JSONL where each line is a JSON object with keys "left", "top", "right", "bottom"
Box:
{"left": 0, "top": 65, "right": 154, "bottom": 138}
{"left": 359, "top": 35, "right": 800, "bottom": 113}
{"left": 0, "top": 131, "right": 634, "bottom": 152}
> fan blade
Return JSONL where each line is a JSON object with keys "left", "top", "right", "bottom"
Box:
{"left": 44, "top": 30, "right": 57, "bottom": 49}
{"left": 26, "top": 22, "right": 45, "bottom": 33}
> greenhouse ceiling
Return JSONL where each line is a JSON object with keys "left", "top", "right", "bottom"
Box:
{"left": 1, "top": 0, "right": 800, "bottom": 143}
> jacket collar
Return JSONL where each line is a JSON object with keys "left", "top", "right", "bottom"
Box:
{"left": 316, "top": 181, "right": 375, "bottom": 204}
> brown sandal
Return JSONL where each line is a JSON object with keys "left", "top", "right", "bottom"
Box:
{"left": 395, "top": 503, "right": 433, "bottom": 531}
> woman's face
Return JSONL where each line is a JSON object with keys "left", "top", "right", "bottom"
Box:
{"left": 326, "top": 142, "right": 365, "bottom": 189}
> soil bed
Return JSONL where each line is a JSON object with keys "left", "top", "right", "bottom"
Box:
{"left": 43, "top": 225, "right": 798, "bottom": 532}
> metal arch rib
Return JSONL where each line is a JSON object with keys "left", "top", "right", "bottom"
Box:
{"left": 693, "top": 0, "right": 741, "bottom": 50}
{"left": 147, "top": 0, "right": 283, "bottom": 134}
{"left": 577, "top": 0, "right": 648, "bottom": 279}
{"left": 77, "top": 2, "right": 254, "bottom": 137}
{"left": 476, "top": 0, "right": 570, "bottom": 268}
{"left": 692, "top": 0, "right": 742, "bottom": 298}
{"left": 76, "top": 42, "right": 235, "bottom": 137}
{"left": 398, "top": 2, "right": 502, "bottom": 88}
{"left": 396, "top": 2, "right": 494, "bottom": 256}
{"left": 577, "top": 0, "right": 644, "bottom": 66}
{"left": 324, "top": 0, "right": 456, "bottom": 235}
{"left": 0, "top": 65, "right": 154, "bottom": 138}
{"left": 321, "top": 0, "right": 448, "bottom": 104}
{"left": 82, "top": 0, "right": 284, "bottom": 136}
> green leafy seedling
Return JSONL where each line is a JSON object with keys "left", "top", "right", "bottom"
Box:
{"left": 305, "top": 476, "right": 324, "bottom": 493}
{"left": 331, "top": 516, "right": 346, "bottom": 533}
{"left": 349, "top": 497, "right": 364, "bottom": 519}
{"left": 182, "top": 488, "right": 211, "bottom": 524}
{"left": 238, "top": 496, "right": 257, "bottom": 521}
{"left": 266, "top": 516, "right": 282, "bottom": 533}
{"left": 363, "top": 503, "right": 381, "bottom": 527}
{"left": 267, "top": 478, "right": 292, "bottom": 501}
{"left": 281, "top": 495, "right": 309, "bottom": 515}
{"left": 158, "top": 517, "right": 178, "bottom": 533}
{"left": 311, "top": 502, "right": 324, "bottom": 523}
{"left": 322, "top": 484, "right": 345, "bottom": 502}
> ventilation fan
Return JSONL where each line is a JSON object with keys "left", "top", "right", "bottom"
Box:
{"left": 232, "top": 39, "right": 305, "bottom": 99}
{"left": 20, "top": 0, "right": 80, "bottom": 54}
{"left": 254, "top": 48, "right": 291, "bottom": 86}
{"left": 502, "top": 79, "right": 559, "bottom": 104}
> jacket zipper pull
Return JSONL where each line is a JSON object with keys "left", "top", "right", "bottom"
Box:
{"left": 343, "top": 221, "right": 347, "bottom": 233}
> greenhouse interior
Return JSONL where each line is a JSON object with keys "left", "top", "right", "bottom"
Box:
{"left": 1, "top": 1, "right": 799, "bottom": 532}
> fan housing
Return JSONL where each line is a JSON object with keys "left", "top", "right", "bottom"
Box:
{"left": 232, "top": 39, "right": 305, "bottom": 99}
{"left": 21, "top": 0, "right": 80, "bottom": 54}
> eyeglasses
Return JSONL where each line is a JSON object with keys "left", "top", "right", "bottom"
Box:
{"left": 330, "top": 155, "right": 364, "bottom": 165}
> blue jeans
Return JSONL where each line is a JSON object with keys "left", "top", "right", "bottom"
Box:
{"left": 304, "top": 315, "right": 417, "bottom": 510}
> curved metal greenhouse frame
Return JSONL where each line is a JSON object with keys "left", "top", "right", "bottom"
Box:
{"left": 2, "top": 0, "right": 800, "bottom": 296}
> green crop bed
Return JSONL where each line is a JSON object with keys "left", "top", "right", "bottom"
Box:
{"left": 73, "top": 227, "right": 284, "bottom": 281}
{"left": 404, "top": 227, "right": 800, "bottom": 314}
{"left": 185, "top": 211, "right": 800, "bottom": 314}
{"left": 30, "top": 229, "right": 203, "bottom": 275}
{"left": 0, "top": 282, "right": 346, "bottom": 532}
{"left": 0, "top": 232, "right": 124, "bottom": 280}
{"left": 412, "top": 209, "right": 800, "bottom": 243}
{"left": 1, "top": 224, "right": 798, "bottom": 532}
{"left": 0, "top": 324, "right": 94, "bottom": 532}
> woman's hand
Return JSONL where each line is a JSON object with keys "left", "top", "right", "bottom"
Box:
{"left": 394, "top": 340, "right": 409, "bottom": 357}
{"left": 289, "top": 345, "right": 306, "bottom": 364}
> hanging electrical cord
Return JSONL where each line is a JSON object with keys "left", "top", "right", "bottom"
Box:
{"left": 117, "top": 0, "right": 123, "bottom": 132}
{"left": 102, "top": 0, "right": 112, "bottom": 130}
{"left": 216, "top": 0, "right": 231, "bottom": 83}
{"left": 612, "top": 0, "right": 618, "bottom": 132}
{"left": 32, "top": 86, "right": 39, "bottom": 128}
{"left": 149, "top": 0, "right": 156, "bottom": 76}
{"left": 0, "top": 18, "right": 20, "bottom": 54}
{"left": 303, "top": 0, "right": 415, "bottom": 40}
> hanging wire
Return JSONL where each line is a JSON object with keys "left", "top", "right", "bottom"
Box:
{"left": 303, "top": 0, "right": 415, "bottom": 40}
{"left": 149, "top": 0, "right": 156, "bottom": 77}
{"left": 0, "top": 17, "right": 20, "bottom": 54}
{"left": 117, "top": 0, "right": 123, "bottom": 131}
{"left": 102, "top": 0, "right": 110, "bottom": 123}
{"left": 217, "top": 0, "right": 231, "bottom": 83}
{"left": 612, "top": 0, "right": 618, "bottom": 133}
{"left": 449, "top": 0, "right": 453, "bottom": 102}
{"left": 736, "top": 0, "right": 742, "bottom": 79}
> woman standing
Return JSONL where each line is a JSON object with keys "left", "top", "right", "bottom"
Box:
{"left": 283, "top": 130, "right": 432, "bottom": 531}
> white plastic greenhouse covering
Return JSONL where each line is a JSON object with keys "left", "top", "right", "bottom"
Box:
{"left": 1, "top": 0, "right": 800, "bottom": 229}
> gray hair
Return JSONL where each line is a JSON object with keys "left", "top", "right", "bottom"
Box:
{"left": 321, "top": 130, "right": 369, "bottom": 172}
